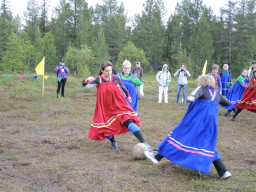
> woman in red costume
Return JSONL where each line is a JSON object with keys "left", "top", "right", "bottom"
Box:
{"left": 82, "top": 61, "right": 151, "bottom": 150}
{"left": 232, "top": 69, "right": 256, "bottom": 121}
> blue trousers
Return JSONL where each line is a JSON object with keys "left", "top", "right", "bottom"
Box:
{"left": 176, "top": 84, "right": 187, "bottom": 103}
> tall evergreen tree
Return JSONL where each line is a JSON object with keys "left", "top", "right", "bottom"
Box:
{"left": 188, "top": 12, "right": 214, "bottom": 75}
{"left": 220, "top": 0, "right": 237, "bottom": 67}
{"left": 2, "top": 33, "right": 27, "bottom": 72}
{"left": 0, "top": 0, "right": 14, "bottom": 63}
{"left": 39, "top": 0, "right": 49, "bottom": 36}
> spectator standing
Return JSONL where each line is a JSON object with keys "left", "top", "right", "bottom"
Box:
{"left": 54, "top": 59, "right": 69, "bottom": 97}
{"left": 156, "top": 64, "right": 171, "bottom": 103}
{"left": 174, "top": 63, "right": 191, "bottom": 103}
{"left": 132, "top": 61, "right": 144, "bottom": 100}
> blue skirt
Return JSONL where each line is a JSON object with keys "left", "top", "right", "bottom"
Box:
{"left": 157, "top": 99, "right": 220, "bottom": 174}
{"left": 223, "top": 81, "right": 246, "bottom": 110}
{"left": 121, "top": 80, "right": 138, "bottom": 112}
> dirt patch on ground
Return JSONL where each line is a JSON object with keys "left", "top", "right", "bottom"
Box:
{"left": 0, "top": 82, "right": 255, "bottom": 191}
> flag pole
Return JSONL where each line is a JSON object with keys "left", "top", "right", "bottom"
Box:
{"left": 42, "top": 56, "right": 45, "bottom": 97}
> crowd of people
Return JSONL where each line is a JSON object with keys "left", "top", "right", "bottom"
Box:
{"left": 53, "top": 58, "right": 255, "bottom": 180}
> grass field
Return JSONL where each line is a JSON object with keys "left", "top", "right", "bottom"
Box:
{"left": 0, "top": 74, "right": 255, "bottom": 192}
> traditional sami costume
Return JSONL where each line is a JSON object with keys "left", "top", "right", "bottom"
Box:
{"left": 157, "top": 87, "right": 224, "bottom": 174}
{"left": 235, "top": 77, "right": 256, "bottom": 113}
{"left": 207, "top": 73, "right": 222, "bottom": 93}
{"left": 221, "top": 71, "right": 231, "bottom": 96}
{"left": 223, "top": 75, "right": 249, "bottom": 111}
{"left": 118, "top": 73, "right": 143, "bottom": 112}
{"left": 85, "top": 74, "right": 140, "bottom": 140}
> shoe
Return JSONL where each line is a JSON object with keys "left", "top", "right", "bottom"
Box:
{"left": 143, "top": 142, "right": 152, "bottom": 151}
{"left": 231, "top": 116, "right": 235, "bottom": 121}
{"left": 164, "top": 101, "right": 168, "bottom": 103}
{"left": 111, "top": 141, "right": 118, "bottom": 150}
{"left": 219, "top": 171, "right": 232, "bottom": 179}
{"left": 224, "top": 113, "right": 231, "bottom": 117}
{"left": 144, "top": 151, "right": 159, "bottom": 164}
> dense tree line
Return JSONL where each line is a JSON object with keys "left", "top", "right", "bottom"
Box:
{"left": 0, "top": 0, "right": 256, "bottom": 77}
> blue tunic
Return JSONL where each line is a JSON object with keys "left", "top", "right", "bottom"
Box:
{"left": 119, "top": 74, "right": 138, "bottom": 112}
{"left": 221, "top": 71, "right": 231, "bottom": 96}
{"left": 157, "top": 88, "right": 220, "bottom": 174}
{"left": 223, "top": 75, "right": 248, "bottom": 111}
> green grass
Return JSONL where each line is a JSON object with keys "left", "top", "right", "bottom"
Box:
{"left": 0, "top": 73, "right": 255, "bottom": 191}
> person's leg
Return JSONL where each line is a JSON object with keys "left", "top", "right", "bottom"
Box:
{"left": 224, "top": 110, "right": 232, "bottom": 117}
{"left": 137, "top": 85, "right": 140, "bottom": 100}
{"left": 176, "top": 84, "right": 182, "bottom": 103}
{"left": 57, "top": 80, "right": 61, "bottom": 97}
{"left": 144, "top": 150, "right": 163, "bottom": 164}
{"left": 231, "top": 108, "right": 243, "bottom": 121}
{"left": 123, "top": 119, "right": 151, "bottom": 151}
{"left": 158, "top": 86, "right": 163, "bottom": 103}
{"left": 61, "top": 78, "right": 67, "bottom": 97}
{"left": 164, "top": 86, "right": 168, "bottom": 103}
{"left": 183, "top": 84, "right": 188, "bottom": 103}
{"left": 213, "top": 158, "right": 231, "bottom": 179}
{"left": 106, "top": 135, "right": 118, "bottom": 150}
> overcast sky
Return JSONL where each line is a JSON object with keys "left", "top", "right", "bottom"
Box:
{"left": 9, "top": 0, "right": 229, "bottom": 22}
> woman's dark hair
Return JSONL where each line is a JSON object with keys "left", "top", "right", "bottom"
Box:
{"left": 99, "top": 61, "right": 112, "bottom": 75}
{"left": 181, "top": 63, "right": 186, "bottom": 68}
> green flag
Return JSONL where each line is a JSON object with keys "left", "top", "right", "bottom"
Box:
{"left": 58, "top": 77, "right": 62, "bottom": 82}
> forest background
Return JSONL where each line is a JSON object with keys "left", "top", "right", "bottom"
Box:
{"left": 1, "top": 0, "right": 256, "bottom": 77}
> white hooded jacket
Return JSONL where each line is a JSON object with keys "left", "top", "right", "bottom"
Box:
{"left": 156, "top": 64, "right": 171, "bottom": 87}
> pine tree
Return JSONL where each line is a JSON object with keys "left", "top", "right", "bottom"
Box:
{"left": 0, "top": 0, "right": 14, "bottom": 63}
{"left": 188, "top": 12, "right": 214, "bottom": 75}
{"left": 2, "top": 33, "right": 27, "bottom": 72}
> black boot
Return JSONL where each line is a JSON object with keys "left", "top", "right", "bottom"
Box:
{"left": 108, "top": 136, "right": 118, "bottom": 150}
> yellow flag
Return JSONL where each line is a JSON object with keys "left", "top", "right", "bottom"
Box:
{"left": 35, "top": 57, "right": 45, "bottom": 75}
{"left": 202, "top": 60, "right": 207, "bottom": 75}
{"left": 44, "top": 75, "right": 48, "bottom": 80}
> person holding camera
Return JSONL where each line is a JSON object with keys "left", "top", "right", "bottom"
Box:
{"left": 54, "top": 59, "right": 69, "bottom": 97}
{"left": 174, "top": 63, "right": 191, "bottom": 103}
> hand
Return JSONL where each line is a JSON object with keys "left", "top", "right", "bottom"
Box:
{"left": 140, "top": 92, "right": 144, "bottom": 97}
{"left": 85, "top": 77, "right": 94, "bottom": 83}
{"left": 187, "top": 96, "right": 195, "bottom": 102}
{"left": 127, "top": 96, "right": 132, "bottom": 103}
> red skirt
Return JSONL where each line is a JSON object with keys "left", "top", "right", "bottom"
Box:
{"left": 235, "top": 80, "right": 256, "bottom": 113}
{"left": 89, "top": 81, "right": 140, "bottom": 140}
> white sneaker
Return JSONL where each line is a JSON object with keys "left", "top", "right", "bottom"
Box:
{"left": 144, "top": 151, "right": 159, "bottom": 164}
{"left": 220, "top": 171, "right": 232, "bottom": 179}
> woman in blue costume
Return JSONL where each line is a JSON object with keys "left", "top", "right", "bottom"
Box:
{"left": 144, "top": 75, "right": 232, "bottom": 179}
{"left": 219, "top": 64, "right": 232, "bottom": 96}
{"left": 118, "top": 60, "right": 144, "bottom": 112}
{"left": 223, "top": 69, "right": 249, "bottom": 117}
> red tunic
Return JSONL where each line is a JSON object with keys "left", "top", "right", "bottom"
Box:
{"left": 88, "top": 75, "right": 140, "bottom": 140}
{"left": 235, "top": 77, "right": 256, "bottom": 113}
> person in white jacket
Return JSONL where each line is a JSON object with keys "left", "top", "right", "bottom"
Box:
{"left": 174, "top": 63, "right": 191, "bottom": 103}
{"left": 156, "top": 64, "right": 171, "bottom": 103}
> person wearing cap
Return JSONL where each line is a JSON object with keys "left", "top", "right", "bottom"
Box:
{"left": 156, "top": 64, "right": 171, "bottom": 103}
{"left": 54, "top": 59, "right": 70, "bottom": 97}
{"left": 132, "top": 61, "right": 144, "bottom": 100}
{"left": 249, "top": 61, "right": 256, "bottom": 78}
